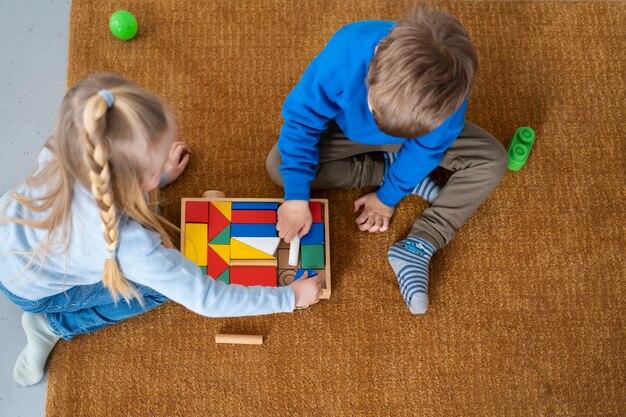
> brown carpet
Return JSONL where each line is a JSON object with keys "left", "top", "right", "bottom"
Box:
{"left": 47, "top": 1, "right": 625, "bottom": 416}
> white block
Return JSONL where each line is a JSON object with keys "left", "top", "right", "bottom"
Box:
{"left": 234, "top": 237, "right": 280, "bottom": 256}
{"left": 288, "top": 236, "right": 300, "bottom": 266}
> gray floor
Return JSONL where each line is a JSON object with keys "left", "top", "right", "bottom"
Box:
{"left": 0, "top": 1, "right": 71, "bottom": 416}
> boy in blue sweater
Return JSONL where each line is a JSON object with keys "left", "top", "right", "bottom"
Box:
{"left": 266, "top": 8, "right": 507, "bottom": 314}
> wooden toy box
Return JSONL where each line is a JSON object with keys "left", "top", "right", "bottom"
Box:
{"left": 181, "top": 198, "right": 331, "bottom": 299}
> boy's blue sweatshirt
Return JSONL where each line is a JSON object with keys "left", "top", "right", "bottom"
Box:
{"left": 278, "top": 20, "right": 468, "bottom": 207}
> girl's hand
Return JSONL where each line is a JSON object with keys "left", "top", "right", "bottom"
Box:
{"left": 163, "top": 142, "right": 191, "bottom": 185}
{"left": 354, "top": 192, "right": 395, "bottom": 233}
{"left": 290, "top": 272, "right": 322, "bottom": 308}
{"left": 276, "top": 200, "right": 312, "bottom": 243}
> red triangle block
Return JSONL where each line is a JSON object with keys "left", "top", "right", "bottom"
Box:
{"left": 207, "top": 245, "right": 229, "bottom": 279}
{"left": 208, "top": 203, "right": 230, "bottom": 242}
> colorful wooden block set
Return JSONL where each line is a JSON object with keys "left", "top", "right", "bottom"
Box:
{"left": 181, "top": 198, "right": 331, "bottom": 299}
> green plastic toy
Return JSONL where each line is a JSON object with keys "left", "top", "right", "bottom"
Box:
{"left": 507, "top": 127, "right": 536, "bottom": 171}
{"left": 109, "top": 10, "right": 138, "bottom": 40}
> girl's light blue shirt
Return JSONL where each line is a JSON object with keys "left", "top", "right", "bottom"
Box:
{"left": 0, "top": 149, "right": 295, "bottom": 317}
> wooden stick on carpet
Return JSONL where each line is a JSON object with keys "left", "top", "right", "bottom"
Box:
{"left": 215, "top": 334, "right": 264, "bottom": 345}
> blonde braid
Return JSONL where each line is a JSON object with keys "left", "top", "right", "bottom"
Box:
{"left": 82, "top": 133, "right": 119, "bottom": 250}
{"left": 82, "top": 93, "right": 142, "bottom": 305}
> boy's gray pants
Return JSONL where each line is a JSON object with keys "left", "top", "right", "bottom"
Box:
{"left": 266, "top": 121, "right": 507, "bottom": 250}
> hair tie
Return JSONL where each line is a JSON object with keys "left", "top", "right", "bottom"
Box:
{"left": 105, "top": 249, "right": 118, "bottom": 260}
{"left": 98, "top": 89, "right": 115, "bottom": 108}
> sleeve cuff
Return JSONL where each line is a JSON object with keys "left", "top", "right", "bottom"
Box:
{"left": 280, "top": 286, "right": 296, "bottom": 313}
{"left": 158, "top": 172, "right": 170, "bottom": 188}
{"left": 376, "top": 185, "right": 403, "bottom": 208}
{"left": 283, "top": 180, "right": 311, "bottom": 201}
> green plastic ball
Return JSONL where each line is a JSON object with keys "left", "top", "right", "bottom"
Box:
{"left": 109, "top": 10, "right": 138, "bottom": 40}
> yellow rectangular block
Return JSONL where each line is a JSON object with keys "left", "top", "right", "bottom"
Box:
{"left": 184, "top": 223, "right": 208, "bottom": 266}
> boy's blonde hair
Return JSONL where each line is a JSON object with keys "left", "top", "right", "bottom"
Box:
{"left": 366, "top": 7, "right": 477, "bottom": 138}
{"left": 1, "top": 73, "right": 176, "bottom": 305}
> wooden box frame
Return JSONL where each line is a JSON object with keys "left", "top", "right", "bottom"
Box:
{"left": 181, "top": 197, "right": 331, "bottom": 299}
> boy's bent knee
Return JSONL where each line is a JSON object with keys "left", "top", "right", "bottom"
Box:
{"left": 265, "top": 144, "right": 284, "bottom": 187}
{"left": 471, "top": 129, "right": 508, "bottom": 182}
{"left": 487, "top": 138, "right": 508, "bottom": 180}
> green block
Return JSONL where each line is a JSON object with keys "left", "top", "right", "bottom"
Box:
{"left": 209, "top": 225, "right": 230, "bottom": 245}
{"left": 301, "top": 244, "right": 325, "bottom": 269}
{"left": 216, "top": 268, "right": 230, "bottom": 284}
{"left": 200, "top": 266, "right": 207, "bottom": 275}
{"left": 507, "top": 127, "right": 536, "bottom": 171}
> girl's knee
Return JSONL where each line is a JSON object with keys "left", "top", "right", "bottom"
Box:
{"left": 19, "top": 304, "right": 46, "bottom": 314}
{"left": 150, "top": 292, "right": 168, "bottom": 304}
{"left": 137, "top": 286, "right": 168, "bottom": 304}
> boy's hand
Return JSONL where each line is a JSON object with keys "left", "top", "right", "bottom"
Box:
{"left": 277, "top": 200, "right": 312, "bottom": 243}
{"left": 354, "top": 192, "right": 395, "bottom": 233}
{"left": 290, "top": 272, "right": 322, "bottom": 308}
{"left": 163, "top": 142, "right": 191, "bottom": 185}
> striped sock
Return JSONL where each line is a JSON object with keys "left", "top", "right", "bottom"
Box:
{"left": 382, "top": 152, "right": 441, "bottom": 203}
{"left": 387, "top": 236, "right": 436, "bottom": 314}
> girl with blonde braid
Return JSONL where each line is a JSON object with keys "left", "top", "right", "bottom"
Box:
{"left": 0, "top": 73, "right": 322, "bottom": 386}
